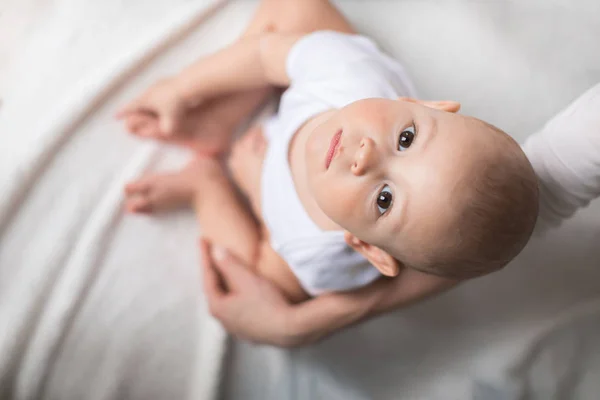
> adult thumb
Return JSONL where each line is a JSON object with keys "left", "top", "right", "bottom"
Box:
{"left": 210, "top": 245, "right": 251, "bottom": 287}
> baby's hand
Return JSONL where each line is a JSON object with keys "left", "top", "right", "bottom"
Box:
{"left": 116, "top": 77, "right": 195, "bottom": 136}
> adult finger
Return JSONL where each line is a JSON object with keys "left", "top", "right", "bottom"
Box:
{"left": 199, "top": 238, "right": 226, "bottom": 301}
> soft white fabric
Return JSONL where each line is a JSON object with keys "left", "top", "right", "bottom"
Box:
{"left": 262, "top": 31, "right": 415, "bottom": 295}
{"left": 2, "top": 1, "right": 600, "bottom": 400}
{"left": 1, "top": 1, "right": 236, "bottom": 399}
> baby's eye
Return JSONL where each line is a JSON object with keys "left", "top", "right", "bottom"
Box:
{"left": 377, "top": 185, "right": 393, "bottom": 215}
{"left": 398, "top": 124, "right": 416, "bottom": 151}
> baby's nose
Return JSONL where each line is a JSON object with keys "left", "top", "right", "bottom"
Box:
{"left": 351, "top": 137, "right": 376, "bottom": 176}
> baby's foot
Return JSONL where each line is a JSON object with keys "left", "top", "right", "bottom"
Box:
{"left": 124, "top": 107, "right": 231, "bottom": 156}
{"left": 124, "top": 157, "right": 224, "bottom": 213}
{"left": 124, "top": 173, "right": 193, "bottom": 213}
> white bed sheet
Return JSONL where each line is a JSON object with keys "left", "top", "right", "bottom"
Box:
{"left": 1, "top": 1, "right": 600, "bottom": 399}
{"left": 1, "top": 1, "right": 239, "bottom": 399}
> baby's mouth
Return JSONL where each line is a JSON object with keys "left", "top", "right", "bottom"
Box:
{"left": 325, "top": 129, "right": 343, "bottom": 169}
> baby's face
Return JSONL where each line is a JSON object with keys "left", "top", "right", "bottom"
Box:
{"left": 304, "top": 98, "right": 499, "bottom": 263}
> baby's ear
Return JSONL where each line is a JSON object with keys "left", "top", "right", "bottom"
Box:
{"left": 344, "top": 232, "right": 401, "bottom": 277}
{"left": 397, "top": 97, "right": 461, "bottom": 113}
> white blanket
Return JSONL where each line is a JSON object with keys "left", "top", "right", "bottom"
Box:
{"left": 1, "top": 1, "right": 600, "bottom": 399}
{"left": 1, "top": 1, "right": 239, "bottom": 399}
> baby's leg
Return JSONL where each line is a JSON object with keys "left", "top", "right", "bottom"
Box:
{"left": 210, "top": 0, "right": 357, "bottom": 128}
{"left": 201, "top": 0, "right": 357, "bottom": 134}
{"left": 242, "top": 0, "right": 356, "bottom": 36}
{"left": 132, "top": 0, "right": 356, "bottom": 153}
{"left": 126, "top": 89, "right": 271, "bottom": 155}
{"left": 125, "top": 157, "right": 261, "bottom": 265}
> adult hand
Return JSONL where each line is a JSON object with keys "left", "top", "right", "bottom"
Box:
{"left": 200, "top": 239, "right": 304, "bottom": 347}
{"left": 200, "top": 238, "right": 458, "bottom": 347}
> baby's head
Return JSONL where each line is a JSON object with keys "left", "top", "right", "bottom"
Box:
{"left": 305, "top": 98, "right": 539, "bottom": 280}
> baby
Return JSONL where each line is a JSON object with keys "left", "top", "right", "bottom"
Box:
{"left": 118, "top": 3, "right": 539, "bottom": 302}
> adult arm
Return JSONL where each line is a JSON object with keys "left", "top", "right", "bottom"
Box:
{"left": 284, "top": 268, "right": 457, "bottom": 345}
{"left": 523, "top": 82, "right": 600, "bottom": 232}
{"left": 201, "top": 240, "right": 457, "bottom": 347}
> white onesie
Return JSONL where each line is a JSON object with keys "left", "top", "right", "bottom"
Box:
{"left": 261, "top": 31, "right": 417, "bottom": 296}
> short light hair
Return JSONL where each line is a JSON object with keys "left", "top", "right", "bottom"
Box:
{"left": 415, "top": 121, "right": 539, "bottom": 279}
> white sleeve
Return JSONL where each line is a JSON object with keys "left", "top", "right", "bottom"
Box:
{"left": 277, "top": 235, "right": 381, "bottom": 296}
{"left": 523, "top": 83, "right": 600, "bottom": 233}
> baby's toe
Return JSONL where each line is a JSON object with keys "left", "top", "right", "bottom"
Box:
{"left": 124, "top": 179, "right": 152, "bottom": 195}
{"left": 125, "top": 114, "right": 146, "bottom": 134}
{"left": 125, "top": 196, "right": 153, "bottom": 213}
{"left": 138, "top": 122, "right": 161, "bottom": 138}
{"left": 126, "top": 114, "right": 159, "bottom": 137}
{"left": 125, "top": 196, "right": 152, "bottom": 213}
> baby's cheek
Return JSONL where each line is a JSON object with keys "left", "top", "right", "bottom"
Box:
{"left": 320, "top": 179, "right": 363, "bottom": 227}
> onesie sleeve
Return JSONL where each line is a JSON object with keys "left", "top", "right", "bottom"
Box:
{"left": 523, "top": 82, "right": 600, "bottom": 233}
{"left": 276, "top": 234, "right": 381, "bottom": 296}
